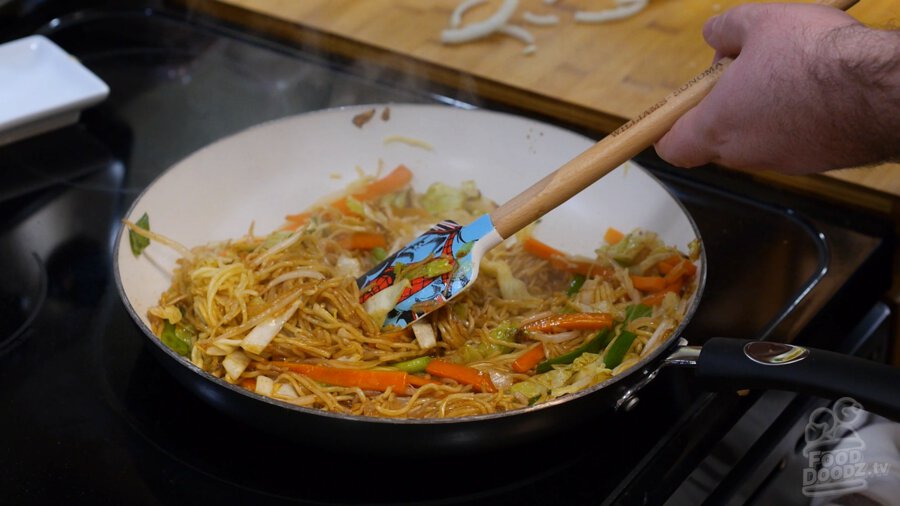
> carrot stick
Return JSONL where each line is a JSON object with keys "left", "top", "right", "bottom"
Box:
{"left": 269, "top": 361, "right": 409, "bottom": 392}
{"left": 604, "top": 227, "right": 625, "bottom": 245}
{"left": 642, "top": 292, "right": 667, "bottom": 306}
{"left": 680, "top": 259, "right": 698, "bottom": 277}
{"left": 642, "top": 278, "right": 687, "bottom": 305}
{"left": 664, "top": 261, "right": 686, "bottom": 283}
{"left": 630, "top": 275, "right": 666, "bottom": 292}
{"left": 281, "top": 165, "right": 413, "bottom": 227}
{"left": 657, "top": 254, "right": 682, "bottom": 274}
{"left": 285, "top": 211, "right": 313, "bottom": 223}
{"left": 353, "top": 164, "right": 412, "bottom": 201}
{"left": 331, "top": 165, "right": 412, "bottom": 214}
{"left": 330, "top": 198, "right": 354, "bottom": 215}
{"left": 511, "top": 344, "right": 545, "bottom": 373}
{"left": 281, "top": 210, "right": 319, "bottom": 230}
{"left": 425, "top": 360, "right": 497, "bottom": 393}
{"left": 522, "top": 236, "right": 612, "bottom": 277}
{"left": 379, "top": 328, "right": 413, "bottom": 342}
{"left": 664, "top": 259, "right": 697, "bottom": 283}
{"left": 407, "top": 375, "right": 440, "bottom": 387}
{"left": 522, "top": 235, "right": 565, "bottom": 260}
{"left": 337, "top": 232, "right": 387, "bottom": 250}
{"left": 239, "top": 377, "right": 256, "bottom": 390}
{"left": 331, "top": 164, "right": 415, "bottom": 215}
{"left": 564, "top": 260, "right": 613, "bottom": 278}
{"left": 521, "top": 312, "right": 613, "bottom": 333}
{"left": 665, "top": 278, "right": 684, "bottom": 295}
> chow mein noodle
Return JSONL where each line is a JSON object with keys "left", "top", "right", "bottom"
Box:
{"left": 125, "top": 164, "right": 699, "bottom": 418}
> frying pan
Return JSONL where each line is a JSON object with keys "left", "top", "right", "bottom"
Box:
{"left": 114, "top": 104, "right": 900, "bottom": 455}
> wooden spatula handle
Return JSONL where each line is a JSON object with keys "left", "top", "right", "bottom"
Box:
{"left": 490, "top": 0, "right": 858, "bottom": 239}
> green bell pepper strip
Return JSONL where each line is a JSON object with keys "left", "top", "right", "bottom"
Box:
{"left": 396, "top": 257, "right": 453, "bottom": 281}
{"left": 535, "top": 327, "right": 612, "bottom": 373}
{"left": 624, "top": 303, "right": 652, "bottom": 321}
{"left": 391, "top": 356, "right": 432, "bottom": 373}
{"left": 371, "top": 247, "right": 387, "bottom": 261}
{"left": 603, "top": 330, "right": 637, "bottom": 368}
{"left": 601, "top": 304, "right": 649, "bottom": 368}
{"left": 566, "top": 274, "right": 586, "bottom": 297}
{"left": 129, "top": 212, "right": 151, "bottom": 257}
{"left": 160, "top": 321, "right": 194, "bottom": 357}
{"left": 533, "top": 303, "right": 651, "bottom": 373}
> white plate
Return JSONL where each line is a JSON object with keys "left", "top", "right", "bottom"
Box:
{"left": 115, "top": 104, "right": 705, "bottom": 396}
{"left": 0, "top": 35, "right": 109, "bottom": 145}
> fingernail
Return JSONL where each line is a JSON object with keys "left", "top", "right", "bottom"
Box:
{"left": 702, "top": 15, "right": 720, "bottom": 40}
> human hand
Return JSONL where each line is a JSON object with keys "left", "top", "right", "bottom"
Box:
{"left": 654, "top": 3, "right": 900, "bottom": 175}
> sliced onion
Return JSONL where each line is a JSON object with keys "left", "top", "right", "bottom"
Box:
{"left": 450, "top": 0, "right": 488, "bottom": 28}
{"left": 575, "top": 0, "right": 648, "bottom": 23}
{"left": 212, "top": 337, "right": 243, "bottom": 355}
{"left": 240, "top": 298, "right": 303, "bottom": 355}
{"left": 488, "top": 370, "right": 514, "bottom": 390}
{"left": 204, "top": 344, "right": 231, "bottom": 356}
{"left": 529, "top": 330, "right": 580, "bottom": 343}
{"left": 253, "top": 230, "right": 302, "bottom": 266}
{"left": 362, "top": 278, "right": 411, "bottom": 328}
{"left": 223, "top": 350, "right": 251, "bottom": 381}
{"left": 411, "top": 321, "right": 437, "bottom": 349}
{"left": 499, "top": 24, "right": 534, "bottom": 44}
{"left": 642, "top": 319, "right": 672, "bottom": 357}
{"left": 498, "top": 24, "right": 537, "bottom": 54}
{"left": 275, "top": 382, "right": 299, "bottom": 399}
{"left": 616, "top": 267, "right": 642, "bottom": 304}
{"left": 441, "top": 0, "right": 519, "bottom": 44}
{"left": 521, "top": 310, "right": 553, "bottom": 326}
{"left": 523, "top": 11, "right": 560, "bottom": 26}
{"left": 255, "top": 375, "right": 275, "bottom": 395}
{"left": 336, "top": 255, "right": 361, "bottom": 277}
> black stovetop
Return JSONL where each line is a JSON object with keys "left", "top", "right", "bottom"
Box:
{"left": 0, "top": 6, "right": 892, "bottom": 505}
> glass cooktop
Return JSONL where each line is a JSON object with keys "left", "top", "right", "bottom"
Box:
{"left": 0, "top": 6, "right": 891, "bottom": 505}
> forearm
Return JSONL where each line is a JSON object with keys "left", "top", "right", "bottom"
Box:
{"left": 810, "top": 24, "right": 900, "bottom": 167}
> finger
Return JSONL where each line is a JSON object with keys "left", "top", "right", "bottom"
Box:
{"left": 702, "top": 5, "right": 758, "bottom": 59}
{"left": 653, "top": 107, "right": 720, "bottom": 169}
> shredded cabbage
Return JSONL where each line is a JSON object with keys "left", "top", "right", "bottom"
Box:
{"left": 452, "top": 320, "right": 517, "bottom": 363}
{"left": 255, "top": 375, "right": 274, "bottom": 395}
{"left": 411, "top": 321, "right": 437, "bottom": 349}
{"left": 510, "top": 351, "right": 614, "bottom": 400}
{"left": 481, "top": 259, "right": 532, "bottom": 300}
{"left": 421, "top": 182, "right": 467, "bottom": 215}
{"left": 603, "top": 229, "right": 659, "bottom": 266}
{"left": 335, "top": 255, "right": 362, "bottom": 277}
{"left": 223, "top": 350, "right": 251, "bottom": 381}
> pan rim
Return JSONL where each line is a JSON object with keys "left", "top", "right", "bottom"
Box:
{"left": 113, "top": 102, "right": 707, "bottom": 426}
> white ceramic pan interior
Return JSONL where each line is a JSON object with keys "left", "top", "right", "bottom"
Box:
{"left": 115, "top": 104, "right": 704, "bottom": 403}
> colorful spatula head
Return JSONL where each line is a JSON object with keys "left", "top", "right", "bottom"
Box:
{"left": 357, "top": 214, "right": 501, "bottom": 330}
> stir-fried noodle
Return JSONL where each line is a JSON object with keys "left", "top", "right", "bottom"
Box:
{"left": 126, "top": 164, "right": 699, "bottom": 418}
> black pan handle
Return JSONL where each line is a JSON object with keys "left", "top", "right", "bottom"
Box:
{"left": 694, "top": 338, "right": 900, "bottom": 421}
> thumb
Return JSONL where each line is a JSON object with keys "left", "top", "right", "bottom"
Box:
{"left": 654, "top": 106, "right": 719, "bottom": 168}
{"left": 702, "top": 6, "right": 756, "bottom": 59}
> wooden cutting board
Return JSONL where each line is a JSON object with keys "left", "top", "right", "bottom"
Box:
{"left": 202, "top": 0, "right": 899, "bottom": 205}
